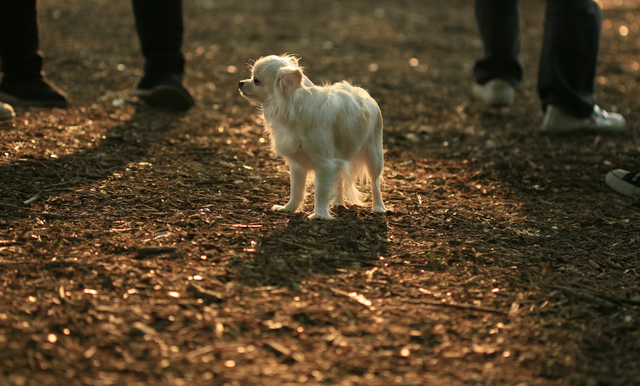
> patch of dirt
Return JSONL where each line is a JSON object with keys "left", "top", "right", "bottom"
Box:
{"left": 1, "top": 0, "right": 639, "bottom": 385}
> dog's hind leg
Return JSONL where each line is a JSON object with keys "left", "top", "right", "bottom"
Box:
{"left": 331, "top": 165, "right": 353, "bottom": 208}
{"left": 370, "top": 176, "right": 385, "bottom": 213}
{"left": 273, "top": 162, "right": 308, "bottom": 213}
{"left": 310, "top": 161, "right": 340, "bottom": 220}
{"left": 332, "top": 177, "right": 346, "bottom": 208}
{"left": 364, "top": 144, "right": 386, "bottom": 214}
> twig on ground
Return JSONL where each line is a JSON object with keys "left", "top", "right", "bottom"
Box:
{"left": 549, "top": 285, "right": 631, "bottom": 309}
{"left": 400, "top": 298, "right": 507, "bottom": 315}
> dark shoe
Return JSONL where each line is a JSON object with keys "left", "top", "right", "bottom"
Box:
{"left": 606, "top": 169, "right": 640, "bottom": 198}
{"left": 0, "top": 102, "right": 15, "bottom": 121}
{"left": 134, "top": 73, "right": 194, "bottom": 111}
{"left": 0, "top": 77, "right": 68, "bottom": 107}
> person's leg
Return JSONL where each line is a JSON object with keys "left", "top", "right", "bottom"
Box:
{"left": 538, "top": 0, "right": 601, "bottom": 117}
{"left": 131, "top": 0, "right": 193, "bottom": 110}
{"left": 539, "top": 0, "right": 625, "bottom": 133}
{"left": 0, "top": 0, "right": 68, "bottom": 107}
{"left": 473, "top": 0, "right": 523, "bottom": 87}
{"left": 0, "top": 0, "right": 42, "bottom": 81}
{"left": 131, "top": 0, "right": 185, "bottom": 83}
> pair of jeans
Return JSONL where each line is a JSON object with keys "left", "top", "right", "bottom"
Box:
{"left": 0, "top": 0, "right": 185, "bottom": 83}
{"left": 474, "top": 0, "right": 602, "bottom": 118}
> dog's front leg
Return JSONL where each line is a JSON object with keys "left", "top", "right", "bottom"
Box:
{"left": 310, "top": 163, "right": 337, "bottom": 220}
{"left": 272, "top": 162, "right": 308, "bottom": 213}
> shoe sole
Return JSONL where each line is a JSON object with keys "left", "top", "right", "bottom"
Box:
{"left": 135, "top": 85, "right": 194, "bottom": 111}
{"left": 0, "top": 90, "right": 68, "bottom": 108}
{"left": 540, "top": 125, "right": 626, "bottom": 135}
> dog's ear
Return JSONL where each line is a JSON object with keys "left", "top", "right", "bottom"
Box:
{"left": 285, "top": 55, "right": 299, "bottom": 67}
{"left": 276, "top": 66, "right": 303, "bottom": 94}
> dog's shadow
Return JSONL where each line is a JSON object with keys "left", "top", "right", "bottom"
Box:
{"left": 233, "top": 208, "right": 388, "bottom": 288}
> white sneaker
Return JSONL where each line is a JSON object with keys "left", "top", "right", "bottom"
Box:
{"left": 606, "top": 169, "right": 640, "bottom": 198}
{"left": 0, "top": 102, "right": 14, "bottom": 121}
{"left": 541, "top": 105, "right": 625, "bottom": 134}
{"left": 472, "top": 79, "right": 515, "bottom": 107}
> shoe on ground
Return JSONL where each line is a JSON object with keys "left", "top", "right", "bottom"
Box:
{"left": 0, "top": 77, "right": 68, "bottom": 107}
{"left": 606, "top": 169, "right": 640, "bottom": 198}
{"left": 541, "top": 105, "right": 625, "bottom": 134}
{"left": 134, "top": 73, "right": 194, "bottom": 111}
{"left": 472, "top": 79, "right": 515, "bottom": 107}
{"left": 0, "top": 102, "right": 15, "bottom": 121}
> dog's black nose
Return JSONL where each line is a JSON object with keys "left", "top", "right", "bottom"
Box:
{"left": 238, "top": 81, "right": 244, "bottom": 88}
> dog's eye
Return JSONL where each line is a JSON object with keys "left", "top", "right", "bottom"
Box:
{"left": 253, "top": 78, "right": 261, "bottom": 86}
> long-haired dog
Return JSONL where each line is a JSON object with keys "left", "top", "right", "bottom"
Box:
{"left": 238, "top": 55, "right": 385, "bottom": 220}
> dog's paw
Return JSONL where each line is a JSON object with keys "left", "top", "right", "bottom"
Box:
{"left": 309, "top": 212, "right": 333, "bottom": 220}
{"left": 272, "top": 204, "right": 295, "bottom": 213}
{"left": 372, "top": 205, "right": 387, "bottom": 214}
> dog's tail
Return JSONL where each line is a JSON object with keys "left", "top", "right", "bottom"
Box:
{"left": 329, "top": 158, "right": 366, "bottom": 207}
{"left": 342, "top": 159, "right": 366, "bottom": 206}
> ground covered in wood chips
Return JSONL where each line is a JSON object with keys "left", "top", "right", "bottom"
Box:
{"left": 1, "top": 0, "right": 640, "bottom": 385}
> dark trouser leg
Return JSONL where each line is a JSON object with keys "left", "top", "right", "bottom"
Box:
{"left": 473, "top": 0, "right": 523, "bottom": 86}
{"left": 538, "top": 0, "right": 602, "bottom": 118}
{"left": 131, "top": 0, "right": 185, "bottom": 86}
{"left": 0, "top": 0, "right": 43, "bottom": 81}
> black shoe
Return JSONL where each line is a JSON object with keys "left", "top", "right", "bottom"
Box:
{"left": 134, "top": 73, "right": 194, "bottom": 111}
{"left": 605, "top": 169, "right": 640, "bottom": 198}
{"left": 0, "top": 102, "right": 15, "bottom": 121}
{"left": 0, "top": 77, "right": 68, "bottom": 107}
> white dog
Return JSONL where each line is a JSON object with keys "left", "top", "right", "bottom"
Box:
{"left": 239, "top": 55, "right": 385, "bottom": 220}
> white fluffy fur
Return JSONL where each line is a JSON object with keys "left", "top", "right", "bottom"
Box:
{"left": 239, "top": 55, "right": 385, "bottom": 220}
